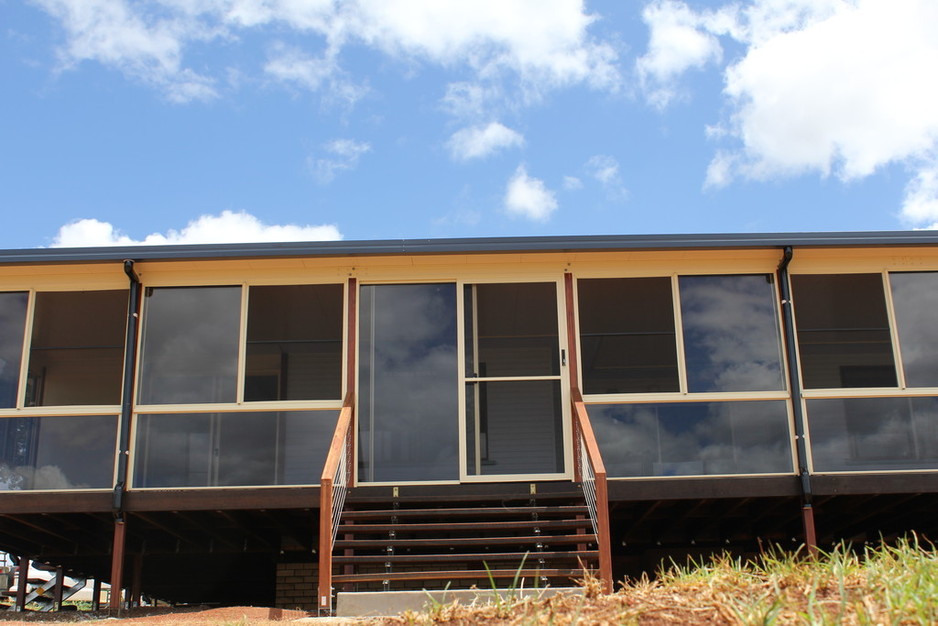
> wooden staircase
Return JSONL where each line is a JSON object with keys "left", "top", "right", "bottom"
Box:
{"left": 330, "top": 493, "right": 599, "bottom": 591}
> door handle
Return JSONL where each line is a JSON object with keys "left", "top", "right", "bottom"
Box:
{"left": 561, "top": 349, "right": 566, "bottom": 366}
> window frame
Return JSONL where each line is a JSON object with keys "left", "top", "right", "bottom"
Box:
{"left": 573, "top": 262, "right": 796, "bottom": 480}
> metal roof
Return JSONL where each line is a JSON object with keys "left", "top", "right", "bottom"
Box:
{"left": 1, "top": 231, "right": 937, "bottom": 265}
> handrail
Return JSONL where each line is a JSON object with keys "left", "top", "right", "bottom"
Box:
{"left": 572, "top": 387, "right": 613, "bottom": 592}
{"left": 317, "top": 391, "right": 355, "bottom": 614}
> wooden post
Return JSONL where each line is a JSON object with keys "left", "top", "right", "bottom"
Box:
{"left": 52, "top": 565, "right": 64, "bottom": 611}
{"left": 14, "top": 556, "right": 28, "bottom": 612}
{"left": 345, "top": 277, "right": 357, "bottom": 485}
{"left": 92, "top": 577, "right": 102, "bottom": 611}
{"left": 130, "top": 554, "right": 143, "bottom": 607}
{"left": 564, "top": 273, "right": 583, "bottom": 483}
{"left": 109, "top": 520, "right": 126, "bottom": 612}
{"left": 317, "top": 477, "right": 333, "bottom": 613}
{"left": 802, "top": 503, "right": 818, "bottom": 557}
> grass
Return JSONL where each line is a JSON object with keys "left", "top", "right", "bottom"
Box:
{"left": 382, "top": 535, "right": 938, "bottom": 625}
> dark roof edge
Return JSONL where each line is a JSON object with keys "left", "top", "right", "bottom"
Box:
{"left": 1, "top": 231, "right": 937, "bottom": 265}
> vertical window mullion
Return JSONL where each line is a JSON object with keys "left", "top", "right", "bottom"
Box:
{"left": 671, "top": 274, "right": 688, "bottom": 395}
{"left": 882, "top": 271, "right": 907, "bottom": 390}
{"left": 16, "top": 290, "right": 36, "bottom": 409}
{"left": 236, "top": 285, "right": 248, "bottom": 404}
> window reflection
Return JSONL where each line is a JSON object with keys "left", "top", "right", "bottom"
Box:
{"left": 133, "top": 411, "right": 338, "bottom": 487}
{"left": 578, "top": 278, "right": 679, "bottom": 394}
{"left": 0, "top": 415, "right": 116, "bottom": 490}
{"left": 245, "top": 284, "right": 343, "bottom": 401}
{"left": 679, "top": 275, "right": 785, "bottom": 392}
{"left": 807, "top": 397, "right": 938, "bottom": 472}
{"left": 138, "top": 287, "right": 241, "bottom": 404}
{"left": 27, "top": 291, "right": 127, "bottom": 406}
{"left": 359, "top": 284, "right": 459, "bottom": 482}
{"left": 890, "top": 272, "right": 938, "bottom": 388}
{"left": 589, "top": 401, "right": 792, "bottom": 477}
{"left": 792, "top": 274, "right": 897, "bottom": 389}
{"left": 0, "top": 293, "right": 28, "bottom": 409}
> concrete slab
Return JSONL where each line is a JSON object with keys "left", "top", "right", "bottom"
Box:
{"left": 335, "top": 587, "right": 583, "bottom": 617}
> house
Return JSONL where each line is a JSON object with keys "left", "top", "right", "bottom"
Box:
{"left": 0, "top": 232, "right": 936, "bottom": 613}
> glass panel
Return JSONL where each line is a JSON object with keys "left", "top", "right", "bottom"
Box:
{"left": 578, "top": 278, "right": 679, "bottom": 394}
{"left": 465, "top": 283, "right": 559, "bottom": 377}
{"left": 589, "top": 401, "right": 792, "bottom": 477}
{"left": 679, "top": 275, "right": 785, "bottom": 392}
{"left": 138, "top": 286, "right": 241, "bottom": 404}
{"left": 359, "top": 284, "right": 458, "bottom": 482}
{"left": 0, "top": 292, "right": 28, "bottom": 408}
{"left": 245, "top": 284, "right": 343, "bottom": 401}
{"left": 890, "top": 272, "right": 938, "bottom": 388}
{"left": 792, "top": 274, "right": 897, "bottom": 389}
{"left": 465, "top": 380, "right": 564, "bottom": 475}
{"left": 0, "top": 415, "right": 116, "bottom": 490}
{"left": 27, "top": 291, "right": 127, "bottom": 406}
{"left": 132, "top": 410, "right": 338, "bottom": 487}
{"left": 806, "top": 397, "right": 938, "bottom": 472}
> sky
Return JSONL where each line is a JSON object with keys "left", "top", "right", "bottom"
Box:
{"left": 1, "top": 0, "right": 937, "bottom": 249}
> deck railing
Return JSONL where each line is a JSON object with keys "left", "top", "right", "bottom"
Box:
{"left": 318, "top": 391, "right": 355, "bottom": 613}
{"left": 572, "top": 388, "right": 613, "bottom": 592}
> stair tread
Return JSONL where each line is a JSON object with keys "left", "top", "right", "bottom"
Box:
{"left": 342, "top": 506, "right": 588, "bottom": 520}
{"left": 338, "top": 519, "right": 591, "bottom": 533}
{"left": 332, "top": 568, "right": 589, "bottom": 583}
{"left": 334, "top": 533, "right": 596, "bottom": 549}
{"left": 333, "top": 550, "right": 599, "bottom": 564}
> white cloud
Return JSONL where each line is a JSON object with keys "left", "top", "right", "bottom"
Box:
{"left": 32, "top": 0, "right": 218, "bottom": 103}
{"left": 636, "top": 0, "right": 723, "bottom": 107}
{"left": 447, "top": 122, "right": 524, "bottom": 161}
{"left": 563, "top": 175, "right": 583, "bottom": 190}
{"left": 586, "top": 154, "right": 621, "bottom": 186}
{"left": 720, "top": 1, "right": 938, "bottom": 183}
{"left": 639, "top": 0, "right": 938, "bottom": 226}
{"left": 311, "top": 138, "right": 371, "bottom": 183}
{"left": 504, "top": 165, "right": 557, "bottom": 221}
{"left": 704, "top": 150, "right": 736, "bottom": 189}
{"left": 32, "top": 0, "right": 620, "bottom": 105}
{"left": 584, "top": 154, "right": 628, "bottom": 200}
{"left": 901, "top": 163, "right": 938, "bottom": 228}
{"left": 50, "top": 210, "right": 342, "bottom": 247}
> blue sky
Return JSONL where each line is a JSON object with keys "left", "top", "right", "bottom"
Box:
{"left": 1, "top": 0, "right": 936, "bottom": 248}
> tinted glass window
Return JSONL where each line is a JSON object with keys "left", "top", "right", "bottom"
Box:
{"left": 589, "top": 401, "right": 792, "bottom": 477}
{"left": 890, "top": 272, "right": 938, "bottom": 388}
{"left": 0, "top": 293, "right": 28, "bottom": 408}
{"left": 807, "top": 397, "right": 938, "bottom": 472}
{"left": 27, "top": 291, "right": 127, "bottom": 406}
{"left": 792, "top": 274, "right": 897, "bottom": 389}
{"left": 578, "top": 278, "right": 679, "bottom": 394}
{"left": 245, "top": 284, "right": 343, "bottom": 401}
{"left": 133, "top": 411, "right": 337, "bottom": 487}
{"left": 138, "top": 287, "right": 241, "bottom": 404}
{"left": 679, "top": 275, "right": 785, "bottom": 392}
{"left": 465, "top": 283, "right": 559, "bottom": 378}
{"left": 0, "top": 415, "right": 116, "bottom": 489}
{"left": 358, "top": 284, "right": 459, "bottom": 482}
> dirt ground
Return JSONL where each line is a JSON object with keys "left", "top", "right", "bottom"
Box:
{"left": 0, "top": 606, "right": 331, "bottom": 625}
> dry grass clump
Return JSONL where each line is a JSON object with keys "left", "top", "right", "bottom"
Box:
{"left": 380, "top": 535, "right": 938, "bottom": 625}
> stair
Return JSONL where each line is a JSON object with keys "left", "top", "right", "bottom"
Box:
{"left": 331, "top": 494, "right": 599, "bottom": 591}
{"left": 4, "top": 561, "right": 88, "bottom": 612}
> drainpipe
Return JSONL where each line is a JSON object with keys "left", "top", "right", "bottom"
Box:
{"left": 115, "top": 260, "right": 141, "bottom": 515}
{"left": 111, "top": 260, "right": 141, "bottom": 611}
{"left": 777, "top": 246, "right": 818, "bottom": 554}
